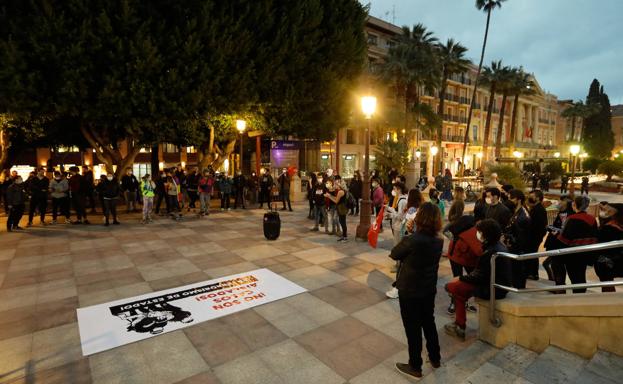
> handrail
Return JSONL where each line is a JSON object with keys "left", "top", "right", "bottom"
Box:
{"left": 489, "top": 240, "right": 623, "bottom": 327}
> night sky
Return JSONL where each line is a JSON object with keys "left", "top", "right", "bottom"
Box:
{"left": 364, "top": 0, "right": 623, "bottom": 105}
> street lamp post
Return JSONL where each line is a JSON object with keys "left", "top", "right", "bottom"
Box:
{"left": 513, "top": 150, "right": 523, "bottom": 168}
{"left": 236, "top": 120, "right": 246, "bottom": 173}
{"left": 569, "top": 144, "right": 580, "bottom": 196}
{"left": 356, "top": 96, "right": 377, "bottom": 240}
{"left": 430, "top": 145, "right": 439, "bottom": 177}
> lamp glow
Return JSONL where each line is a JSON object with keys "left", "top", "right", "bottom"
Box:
{"left": 361, "top": 96, "right": 377, "bottom": 119}
{"left": 236, "top": 119, "right": 246, "bottom": 133}
{"left": 513, "top": 151, "right": 523, "bottom": 159}
{"left": 570, "top": 145, "right": 581, "bottom": 156}
{"left": 554, "top": 152, "right": 560, "bottom": 158}
{"left": 477, "top": 152, "right": 483, "bottom": 159}
{"left": 415, "top": 149, "right": 421, "bottom": 158}
{"left": 430, "top": 145, "right": 439, "bottom": 156}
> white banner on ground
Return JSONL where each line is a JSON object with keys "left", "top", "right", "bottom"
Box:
{"left": 77, "top": 268, "right": 306, "bottom": 356}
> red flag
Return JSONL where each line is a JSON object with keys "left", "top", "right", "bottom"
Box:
{"left": 367, "top": 205, "right": 385, "bottom": 248}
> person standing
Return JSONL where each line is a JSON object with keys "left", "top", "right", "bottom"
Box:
{"left": 218, "top": 173, "right": 233, "bottom": 211}
{"left": 306, "top": 173, "right": 317, "bottom": 219}
{"left": 121, "top": 168, "right": 139, "bottom": 213}
{"left": 484, "top": 188, "right": 512, "bottom": 229}
{"left": 349, "top": 170, "right": 362, "bottom": 216}
{"left": 154, "top": 172, "right": 167, "bottom": 215}
{"left": 594, "top": 203, "right": 623, "bottom": 292}
{"left": 258, "top": 169, "right": 272, "bottom": 209}
{"left": 526, "top": 190, "right": 548, "bottom": 280}
{"left": 198, "top": 170, "right": 214, "bottom": 216}
{"left": 277, "top": 168, "right": 292, "bottom": 211}
{"left": 325, "top": 179, "right": 340, "bottom": 236}
{"left": 165, "top": 175, "right": 182, "bottom": 220}
{"left": 140, "top": 174, "right": 156, "bottom": 223}
{"left": 27, "top": 167, "right": 50, "bottom": 226}
{"left": 554, "top": 195, "right": 598, "bottom": 293}
{"left": 581, "top": 176, "right": 589, "bottom": 195}
{"left": 6, "top": 176, "right": 26, "bottom": 231}
{"left": 101, "top": 173, "right": 121, "bottom": 226}
{"left": 82, "top": 165, "right": 97, "bottom": 213}
{"left": 68, "top": 167, "right": 89, "bottom": 224}
{"left": 186, "top": 168, "right": 199, "bottom": 212}
{"left": 325, "top": 179, "right": 348, "bottom": 242}
{"left": 234, "top": 171, "right": 246, "bottom": 209}
{"left": 391, "top": 202, "right": 443, "bottom": 379}
{"left": 371, "top": 178, "right": 384, "bottom": 216}
{"left": 49, "top": 171, "right": 70, "bottom": 224}
{"left": 543, "top": 195, "right": 574, "bottom": 283}
{"left": 441, "top": 169, "right": 453, "bottom": 201}
{"left": 504, "top": 189, "right": 532, "bottom": 289}
{"left": 311, "top": 175, "right": 327, "bottom": 232}
{"left": 247, "top": 171, "right": 259, "bottom": 205}
{"left": 560, "top": 174, "right": 569, "bottom": 194}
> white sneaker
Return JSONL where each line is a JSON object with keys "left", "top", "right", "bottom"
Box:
{"left": 385, "top": 287, "right": 399, "bottom": 299}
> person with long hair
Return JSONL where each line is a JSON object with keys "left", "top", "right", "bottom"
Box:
{"left": 391, "top": 202, "right": 443, "bottom": 379}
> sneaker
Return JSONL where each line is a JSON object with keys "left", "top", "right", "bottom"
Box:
{"left": 466, "top": 303, "right": 477, "bottom": 313}
{"left": 431, "top": 361, "right": 441, "bottom": 369}
{"left": 447, "top": 302, "right": 456, "bottom": 315}
{"left": 395, "top": 363, "right": 422, "bottom": 380}
{"left": 385, "top": 287, "right": 399, "bottom": 299}
{"left": 444, "top": 322, "right": 465, "bottom": 340}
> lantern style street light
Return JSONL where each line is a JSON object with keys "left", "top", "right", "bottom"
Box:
{"left": 356, "top": 96, "right": 377, "bottom": 240}
{"left": 236, "top": 120, "right": 246, "bottom": 173}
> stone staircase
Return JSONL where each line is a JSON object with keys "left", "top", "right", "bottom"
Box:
{"left": 419, "top": 341, "right": 623, "bottom": 384}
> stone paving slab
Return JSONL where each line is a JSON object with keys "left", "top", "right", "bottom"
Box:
{"left": 0, "top": 203, "right": 484, "bottom": 383}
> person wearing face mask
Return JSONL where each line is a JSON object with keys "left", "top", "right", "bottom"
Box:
{"left": 140, "top": 174, "right": 156, "bottom": 223}
{"left": 233, "top": 171, "right": 247, "bottom": 210}
{"left": 154, "top": 172, "right": 168, "bottom": 215}
{"left": 306, "top": 173, "right": 317, "bottom": 219}
{"left": 198, "top": 170, "right": 214, "bottom": 216}
{"left": 595, "top": 203, "right": 623, "bottom": 292}
{"left": 68, "top": 166, "right": 89, "bottom": 224}
{"left": 348, "top": 170, "right": 362, "bottom": 216}
{"left": 6, "top": 176, "right": 27, "bottom": 231}
{"left": 325, "top": 179, "right": 348, "bottom": 242}
{"left": 121, "top": 168, "right": 139, "bottom": 213}
{"left": 444, "top": 219, "right": 512, "bottom": 340}
{"left": 101, "top": 173, "right": 121, "bottom": 226}
{"left": 277, "top": 168, "right": 292, "bottom": 211}
{"left": 27, "top": 167, "right": 50, "bottom": 226}
{"left": 258, "top": 169, "right": 273, "bottom": 209}
{"left": 542, "top": 195, "right": 574, "bottom": 282}
{"left": 525, "top": 190, "right": 548, "bottom": 280}
{"left": 484, "top": 188, "right": 511, "bottom": 229}
{"left": 311, "top": 175, "right": 327, "bottom": 232}
{"left": 503, "top": 189, "right": 532, "bottom": 289}
{"left": 553, "top": 195, "right": 598, "bottom": 293}
{"left": 325, "top": 179, "right": 341, "bottom": 236}
{"left": 247, "top": 171, "right": 259, "bottom": 205}
{"left": 49, "top": 171, "right": 70, "bottom": 224}
{"left": 372, "top": 178, "right": 385, "bottom": 229}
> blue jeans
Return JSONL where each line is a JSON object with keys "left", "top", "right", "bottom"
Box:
{"left": 314, "top": 205, "right": 326, "bottom": 229}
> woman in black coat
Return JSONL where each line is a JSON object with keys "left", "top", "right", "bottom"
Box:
{"left": 390, "top": 202, "right": 443, "bottom": 379}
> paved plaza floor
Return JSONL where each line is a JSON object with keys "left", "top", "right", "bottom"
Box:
{"left": 0, "top": 203, "right": 483, "bottom": 383}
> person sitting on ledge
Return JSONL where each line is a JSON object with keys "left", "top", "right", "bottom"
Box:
{"left": 444, "top": 218, "right": 512, "bottom": 340}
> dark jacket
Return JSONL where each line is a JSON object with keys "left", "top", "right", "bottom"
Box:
{"left": 68, "top": 174, "right": 87, "bottom": 195}
{"left": 528, "top": 203, "right": 548, "bottom": 252}
{"left": 460, "top": 241, "right": 512, "bottom": 300}
{"left": 278, "top": 173, "right": 290, "bottom": 192}
{"left": 486, "top": 202, "right": 512, "bottom": 229}
{"left": 558, "top": 211, "right": 598, "bottom": 265}
{"left": 121, "top": 174, "right": 139, "bottom": 192}
{"left": 349, "top": 178, "right": 362, "bottom": 199}
{"left": 6, "top": 183, "right": 27, "bottom": 206}
{"left": 259, "top": 174, "right": 273, "bottom": 191}
{"left": 390, "top": 231, "right": 443, "bottom": 298}
{"left": 544, "top": 207, "right": 574, "bottom": 250}
{"left": 313, "top": 183, "right": 326, "bottom": 207}
{"left": 29, "top": 176, "right": 50, "bottom": 198}
{"left": 100, "top": 179, "right": 121, "bottom": 199}
{"left": 504, "top": 207, "right": 532, "bottom": 254}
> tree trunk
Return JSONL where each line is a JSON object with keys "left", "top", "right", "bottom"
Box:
{"left": 436, "top": 74, "right": 448, "bottom": 175}
{"left": 79, "top": 125, "right": 140, "bottom": 180}
{"left": 494, "top": 93, "right": 508, "bottom": 159}
{"left": 459, "top": 8, "right": 493, "bottom": 175}
{"left": 0, "top": 127, "right": 10, "bottom": 172}
{"left": 509, "top": 93, "right": 519, "bottom": 153}
{"left": 482, "top": 86, "right": 496, "bottom": 161}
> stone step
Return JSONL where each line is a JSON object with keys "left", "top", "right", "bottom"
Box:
{"left": 419, "top": 341, "right": 499, "bottom": 383}
{"left": 573, "top": 350, "right": 623, "bottom": 384}
{"left": 521, "top": 345, "right": 588, "bottom": 384}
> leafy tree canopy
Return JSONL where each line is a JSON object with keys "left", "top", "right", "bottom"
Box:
{"left": 583, "top": 79, "right": 613, "bottom": 159}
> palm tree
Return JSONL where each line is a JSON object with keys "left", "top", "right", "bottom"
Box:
{"left": 379, "top": 24, "right": 441, "bottom": 146}
{"left": 435, "top": 39, "right": 471, "bottom": 174}
{"left": 494, "top": 66, "right": 516, "bottom": 158}
{"left": 480, "top": 60, "right": 506, "bottom": 161}
{"left": 508, "top": 68, "right": 535, "bottom": 153}
{"left": 459, "top": 0, "right": 508, "bottom": 173}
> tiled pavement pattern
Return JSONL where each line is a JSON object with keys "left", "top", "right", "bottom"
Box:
{"left": 0, "top": 205, "right": 485, "bottom": 384}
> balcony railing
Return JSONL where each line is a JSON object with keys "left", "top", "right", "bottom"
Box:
{"left": 443, "top": 114, "right": 468, "bottom": 124}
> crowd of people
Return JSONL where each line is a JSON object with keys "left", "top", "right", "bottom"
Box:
{"left": 0, "top": 164, "right": 304, "bottom": 231}
{"left": 382, "top": 175, "right": 622, "bottom": 379}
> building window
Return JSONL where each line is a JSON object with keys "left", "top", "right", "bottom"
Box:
{"left": 186, "top": 146, "right": 197, "bottom": 153}
{"left": 139, "top": 147, "right": 151, "bottom": 153}
{"left": 472, "top": 125, "right": 478, "bottom": 141}
{"left": 367, "top": 33, "right": 378, "bottom": 46}
{"left": 163, "top": 143, "right": 178, "bottom": 153}
{"left": 56, "top": 146, "right": 79, "bottom": 153}
{"left": 346, "top": 129, "right": 356, "bottom": 144}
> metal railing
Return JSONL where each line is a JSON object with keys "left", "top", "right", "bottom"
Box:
{"left": 489, "top": 240, "right": 623, "bottom": 327}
